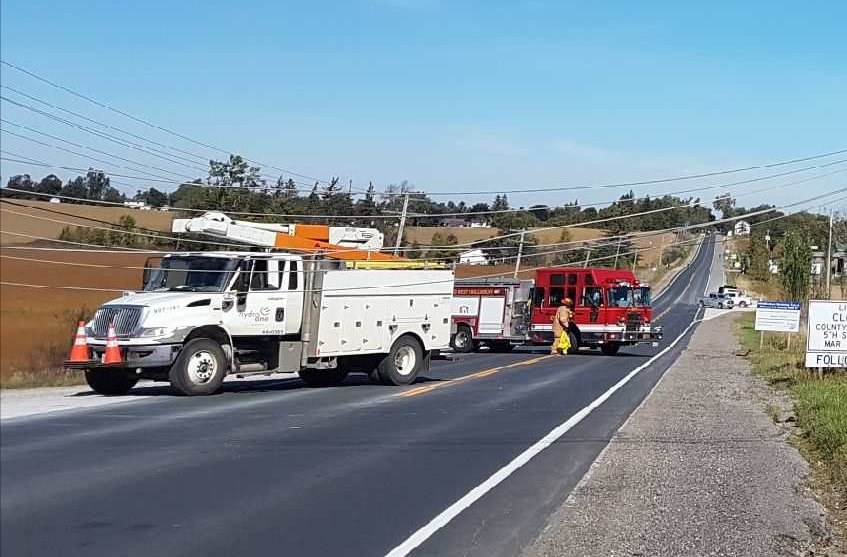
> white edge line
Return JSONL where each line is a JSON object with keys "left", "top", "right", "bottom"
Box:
{"left": 384, "top": 313, "right": 704, "bottom": 557}
{"left": 653, "top": 232, "right": 705, "bottom": 302}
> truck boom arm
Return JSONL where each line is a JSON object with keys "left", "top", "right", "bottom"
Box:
{"left": 172, "top": 212, "right": 406, "bottom": 261}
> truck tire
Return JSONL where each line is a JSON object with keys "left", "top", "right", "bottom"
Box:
{"left": 85, "top": 369, "right": 138, "bottom": 396}
{"left": 566, "top": 330, "right": 579, "bottom": 355}
{"left": 600, "top": 343, "right": 620, "bottom": 356}
{"left": 169, "top": 338, "right": 227, "bottom": 396}
{"left": 450, "top": 325, "right": 474, "bottom": 353}
{"left": 377, "top": 335, "right": 423, "bottom": 386}
{"left": 299, "top": 367, "right": 349, "bottom": 387}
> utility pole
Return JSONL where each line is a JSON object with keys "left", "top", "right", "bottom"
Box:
{"left": 826, "top": 208, "right": 834, "bottom": 297}
{"left": 393, "top": 192, "right": 410, "bottom": 257}
{"left": 632, "top": 251, "right": 638, "bottom": 272}
{"left": 513, "top": 229, "right": 526, "bottom": 278}
{"left": 613, "top": 236, "right": 623, "bottom": 269}
{"left": 583, "top": 247, "right": 591, "bottom": 268}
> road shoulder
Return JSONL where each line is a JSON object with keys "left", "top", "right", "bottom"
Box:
{"left": 522, "top": 313, "right": 843, "bottom": 557}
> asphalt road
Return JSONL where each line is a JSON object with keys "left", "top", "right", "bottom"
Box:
{"left": 0, "top": 234, "right": 721, "bottom": 557}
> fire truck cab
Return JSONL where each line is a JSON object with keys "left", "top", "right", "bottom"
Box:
{"left": 529, "top": 267, "right": 662, "bottom": 355}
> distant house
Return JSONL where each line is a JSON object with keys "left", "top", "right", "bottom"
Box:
{"left": 811, "top": 244, "right": 847, "bottom": 278}
{"left": 733, "top": 220, "right": 751, "bottom": 236}
{"left": 458, "top": 249, "right": 489, "bottom": 266}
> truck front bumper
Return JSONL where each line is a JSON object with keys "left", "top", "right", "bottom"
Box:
{"left": 64, "top": 342, "right": 181, "bottom": 370}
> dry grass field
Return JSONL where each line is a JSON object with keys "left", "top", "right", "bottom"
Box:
{"left": 0, "top": 247, "right": 148, "bottom": 386}
{"left": 0, "top": 199, "right": 174, "bottom": 245}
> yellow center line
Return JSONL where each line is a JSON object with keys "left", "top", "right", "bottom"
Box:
{"left": 398, "top": 355, "right": 553, "bottom": 398}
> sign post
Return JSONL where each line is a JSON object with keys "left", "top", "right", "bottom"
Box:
{"left": 805, "top": 300, "right": 847, "bottom": 369}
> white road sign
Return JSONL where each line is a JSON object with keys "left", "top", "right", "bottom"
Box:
{"left": 805, "top": 300, "right": 847, "bottom": 368}
{"left": 754, "top": 301, "right": 801, "bottom": 333}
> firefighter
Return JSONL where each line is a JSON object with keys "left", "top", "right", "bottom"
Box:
{"left": 551, "top": 297, "right": 574, "bottom": 355}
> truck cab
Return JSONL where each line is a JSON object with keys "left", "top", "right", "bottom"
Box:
{"left": 528, "top": 268, "right": 662, "bottom": 355}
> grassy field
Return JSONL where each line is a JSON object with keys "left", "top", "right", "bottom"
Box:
{"left": 735, "top": 314, "right": 847, "bottom": 534}
{"left": 0, "top": 199, "right": 174, "bottom": 245}
{"left": 0, "top": 247, "right": 148, "bottom": 387}
{"left": 406, "top": 225, "right": 679, "bottom": 269}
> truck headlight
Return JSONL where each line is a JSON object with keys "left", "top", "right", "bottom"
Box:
{"left": 138, "top": 327, "right": 171, "bottom": 338}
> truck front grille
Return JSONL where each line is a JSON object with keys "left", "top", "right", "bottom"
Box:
{"left": 92, "top": 306, "right": 143, "bottom": 337}
{"left": 625, "top": 312, "right": 642, "bottom": 331}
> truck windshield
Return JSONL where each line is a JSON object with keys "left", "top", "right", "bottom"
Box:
{"left": 608, "top": 286, "right": 652, "bottom": 308}
{"left": 143, "top": 257, "right": 237, "bottom": 292}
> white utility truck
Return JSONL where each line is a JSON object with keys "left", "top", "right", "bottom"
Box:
{"left": 68, "top": 213, "right": 454, "bottom": 396}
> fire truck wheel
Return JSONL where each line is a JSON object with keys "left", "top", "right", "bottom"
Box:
{"left": 566, "top": 330, "right": 579, "bottom": 355}
{"left": 600, "top": 343, "right": 620, "bottom": 356}
{"left": 85, "top": 369, "right": 139, "bottom": 396}
{"left": 378, "top": 335, "right": 423, "bottom": 385}
{"left": 169, "top": 338, "right": 226, "bottom": 396}
{"left": 299, "top": 368, "right": 349, "bottom": 387}
{"left": 450, "top": 326, "right": 475, "bottom": 353}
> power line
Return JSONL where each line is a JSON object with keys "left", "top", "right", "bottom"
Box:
{"left": 3, "top": 61, "right": 845, "bottom": 202}
{"left": 1, "top": 59, "right": 333, "bottom": 185}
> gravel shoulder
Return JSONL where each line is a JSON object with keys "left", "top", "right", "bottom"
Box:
{"left": 522, "top": 313, "right": 843, "bottom": 557}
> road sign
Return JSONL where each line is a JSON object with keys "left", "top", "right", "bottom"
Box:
{"left": 805, "top": 300, "right": 847, "bottom": 368}
{"left": 755, "top": 301, "right": 801, "bottom": 333}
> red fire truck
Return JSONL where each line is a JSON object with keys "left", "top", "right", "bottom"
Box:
{"left": 528, "top": 267, "right": 663, "bottom": 355}
{"left": 450, "top": 278, "right": 533, "bottom": 353}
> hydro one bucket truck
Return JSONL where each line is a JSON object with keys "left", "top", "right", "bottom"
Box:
{"left": 67, "top": 212, "right": 454, "bottom": 396}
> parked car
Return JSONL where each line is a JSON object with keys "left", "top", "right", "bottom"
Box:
{"left": 699, "top": 292, "right": 735, "bottom": 309}
{"left": 722, "top": 290, "right": 754, "bottom": 308}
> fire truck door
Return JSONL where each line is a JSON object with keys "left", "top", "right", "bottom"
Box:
{"left": 580, "top": 286, "right": 605, "bottom": 324}
{"left": 478, "top": 296, "right": 505, "bottom": 335}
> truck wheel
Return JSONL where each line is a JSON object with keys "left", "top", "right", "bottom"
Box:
{"left": 600, "top": 343, "right": 620, "bottom": 356}
{"left": 378, "top": 335, "right": 423, "bottom": 386}
{"left": 450, "top": 326, "right": 474, "bottom": 353}
{"left": 566, "top": 330, "right": 579, "bottom": 355}
{"left": 169, "top": 338, "right": 226, "bottom": 396}
{"left": 299, "top": 368, "right": 349, "bottom": 387}
{"left": 85, "top": 369, "right": 138, "bottom": 396}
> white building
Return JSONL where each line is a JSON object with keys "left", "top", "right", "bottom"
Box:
{"left": 458, "top": 249, "right": 489, "bottom": 265}
{"left": 733, "top": 220, "right": 751, "bottom": 236}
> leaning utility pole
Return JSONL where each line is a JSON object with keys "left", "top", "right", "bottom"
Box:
{"left": 826, "top": 208, "right": 834, "bottom": 297}
{"left": 393, "top": 192, "right": 410, "bottom": 256}
{"left": 613, "top": 236, "right": 623, "bottom": 269}
{"left": 583, "top": 247, "right": 591, "bottom": 268}
{"left": 513, "top": 229, "right": 526, "bottom": 278}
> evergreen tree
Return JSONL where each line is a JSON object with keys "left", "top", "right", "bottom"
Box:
{"left": 781, "top": 230, "right": 812, "bottom": 302}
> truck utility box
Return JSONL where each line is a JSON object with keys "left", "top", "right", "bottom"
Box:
{"left": 312, "top": 269, "right": 453, "bottom": 357}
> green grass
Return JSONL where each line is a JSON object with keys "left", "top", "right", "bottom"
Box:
{"left": 735, "top": 314, "right": 847, "bottom": 494}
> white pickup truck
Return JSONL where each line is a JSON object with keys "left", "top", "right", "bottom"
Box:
{"left": 718, "top": 286, "right": 754, "bottom": 308}
{"left": 67, "top": 252, "right": 454, "bottom": 396}
{"left": 698, "top": 292, "right": 735, "bottom": 309}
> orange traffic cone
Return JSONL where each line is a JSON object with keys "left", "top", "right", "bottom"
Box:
{"left": 67, "top": 321, "right": 90, "bottom": 362}
{"left": 103, "top": 322, "right": 123, "bottom": 365}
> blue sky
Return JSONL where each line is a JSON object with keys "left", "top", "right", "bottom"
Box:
{"left": 1, "top": 0, "right": 845, "bottom": 210}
